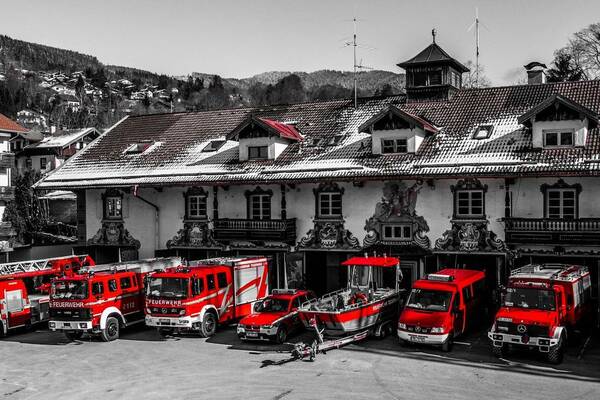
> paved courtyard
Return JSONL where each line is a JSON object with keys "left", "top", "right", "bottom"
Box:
{"left": 1, "top": 325, "right": 599, "bottom": 400}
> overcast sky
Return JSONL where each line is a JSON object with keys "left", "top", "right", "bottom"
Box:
{"left": 3, "top": 0, "right": 600, "bottom": 85}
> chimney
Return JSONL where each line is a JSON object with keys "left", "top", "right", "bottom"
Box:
{"left": 524, "top": 62, "right": 547, "bottom": 85}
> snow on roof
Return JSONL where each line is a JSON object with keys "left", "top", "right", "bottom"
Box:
{"left": 33, "top": 128, "right": 98, "bottom": 149}
{"left": 35, "top": 80, "right": 600, "bottom": 190}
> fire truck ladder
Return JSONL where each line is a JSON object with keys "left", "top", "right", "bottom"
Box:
{"left": 82, "top": 257, "right": 182, "bottom": 274}
{"left": 0, "top": 256, "right": 87, "bottom": 279}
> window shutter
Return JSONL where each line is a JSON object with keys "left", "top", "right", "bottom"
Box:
{"left": 122, "top": 196, "right": 130, "bottom": 219}
{"left": 95, "top": 198, "right": 103, "bottom": 219}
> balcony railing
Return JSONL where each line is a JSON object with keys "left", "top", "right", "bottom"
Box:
{"left": 505, "top": 217, "right": 600, "bottom": 245}
{"left": 213, "top": 218, "right": 296, "bottom": 244}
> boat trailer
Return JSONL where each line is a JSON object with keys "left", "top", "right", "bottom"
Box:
{"left": 288, "top": 318, "right": 390, "bottom": 361}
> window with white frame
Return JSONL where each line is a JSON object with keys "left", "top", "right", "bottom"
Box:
{"left": 455, "top": 190, "right": 484, "bottom": 218}
{"left": 546, "top": 189, "right": 576, "bottom": 219}
{"left": 381, "top": 138, "right": 408, "bottom": 154}
{"left": 248, "top": 145, "right": 268, "bottom": 160}
{"left": 187, "top": 195, "right": 207, "bottom": 219}
{"left": 318, "top": 192, "right": 342, "bottom": 218}
{"left": 544, "top": 130, "right": 574, "bottom": 147}
{"left": 249, "top": 194, "right": 271, "bottom": 220}
{"left": 382, "top": 224, "right": 412, "bottom": 240}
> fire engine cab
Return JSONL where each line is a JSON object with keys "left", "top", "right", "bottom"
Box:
{"left": 488, "top": 264, "right": 592, "bottom": 364}
{"left": 145, "top": 256, "right": 269, "bottom": 337}
{"left": 49, "top": 257, "right": 181, "bottom": 341}
{"left": 397, "top": 269, "right": 486, "bottom": 352}
{"left": 0, "top": 255, "right": 94, "bottom": 337}
{"left": 237, "top": 289, "right": 315, "bottom": 343}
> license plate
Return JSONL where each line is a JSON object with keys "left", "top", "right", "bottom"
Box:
{"left": 159, "top": 319, "right": 170, "bottom": 325}
{"left": 64, "top": 323, "right": 71, "bottom": 327}
{"left": 246, "top": 332, "right": 258, "bottom": 338}
{"left": 409, "top": 335, "right": 426, "bottom": 342}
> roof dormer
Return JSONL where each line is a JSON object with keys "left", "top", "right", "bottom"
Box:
{"left": 518, "top": 94, "right": 598, "bottom": 149}
{"left": 229, "top": 116, "right": 303, "bottom": 161}
{"left": 358, "top": 105, "right": 438, "bottom": 155}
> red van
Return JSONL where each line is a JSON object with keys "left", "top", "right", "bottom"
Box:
{"left": 397, "top": 269, "right": 486, "bottom": 351}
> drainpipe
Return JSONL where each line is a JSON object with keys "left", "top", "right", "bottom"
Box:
{"left": 133, "top": 188, "right": 160, "bottom": 252}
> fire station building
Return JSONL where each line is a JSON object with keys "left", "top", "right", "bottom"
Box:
{"left": 36, "top": 39, "right": 600, "bottom": 318}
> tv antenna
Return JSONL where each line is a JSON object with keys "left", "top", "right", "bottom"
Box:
{"left": 345, "top": 17, "right": 374, "bottom": 109}
{"left": 467, "top": 8, "right": 489, "bottom": 87}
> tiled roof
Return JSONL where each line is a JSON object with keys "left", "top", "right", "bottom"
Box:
{"left": 31, "top": 128, "right": 98, "bottom": 149}
{"left": 36, "top": 80, "right": 600, "bottom": 190}
{"left": 397, "top": 42, "right": 470, "bottom": 73}
{"left": 0, "top": 113, "right": 27, "bottom": 134}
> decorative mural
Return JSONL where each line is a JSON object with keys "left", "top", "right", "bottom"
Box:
{"left": 167, "top": 220, "right": 221, "bottom": 249}
{"left": 88, "top": 221, "right": 141, "bottom": 249}
{"left": 434, "top": 221, "right": 506, "bottom": 252}
{"left": 363, "top": 181, "right": 430, "bottom": 249}
{"left": 434, "top": 178, "right": 506, "bottom": 253}
{"left": 297, "top": 182, "right": 361, "bottom": 251}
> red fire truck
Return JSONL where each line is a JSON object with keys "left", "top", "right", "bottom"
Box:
{"left": 488, "top": 264, "right": 592, "bottom": 364}
{"left": 49, "top": 257, "right": 181, "bottom": 341}
{"left": 145, "top": 256, "right": 269, "bottom": 337}
{"left": 397, "top": 269, "right": 486, "bottom": 351}
{"left": 0, "top": 255, "right": 95, "bottom": 336}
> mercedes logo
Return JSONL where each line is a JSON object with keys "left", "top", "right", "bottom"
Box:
{"left": 415, "top": 326, "right": 421, "bottom": 333}
{"left": 162, "top": 308, "right": 168, "bottom": 314}
{"left": 517, "top": 324, "right": 527, "bottom": 334}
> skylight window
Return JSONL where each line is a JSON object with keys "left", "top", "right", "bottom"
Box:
{"left": 202, "top": 140, "right": 226, "bottom": 152}
{"left": 472, "top": 125, "right": 494, "bottom": 140}
{"left": 124, "top": 141, "right": 154, "bottom": 154}
{"left": 327, "top": 135, "right": 343, "bottom": 146}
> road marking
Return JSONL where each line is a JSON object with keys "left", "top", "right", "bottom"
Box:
{"left": 453, "top": 341, "right": 471, "bottom": 346}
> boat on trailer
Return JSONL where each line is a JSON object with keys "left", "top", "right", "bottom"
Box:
{"left": 298, "top": 256, "right": 403, "bottom": 336}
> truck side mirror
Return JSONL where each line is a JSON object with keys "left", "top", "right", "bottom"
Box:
{"left": 253, "top": 301, "right": 263, "bottom": 313}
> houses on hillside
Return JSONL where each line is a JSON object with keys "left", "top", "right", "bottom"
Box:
{"left": 35, "top": 37, "right": 600, "bottom": 324}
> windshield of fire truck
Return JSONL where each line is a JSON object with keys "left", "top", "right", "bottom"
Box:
{"left": 255, "top": 298, "right": 289, "bottom": 313}
{"left": 406, "top": 289, "right": 453, "bottom": 312}
{"left": 503, "top": 287, "right": 556, "bottom": 311}
{"left": 147, "top": 277, "right": 189, "bottom": 299}
{"left": 51, "top": 280, "right": 88, "bottom": 300}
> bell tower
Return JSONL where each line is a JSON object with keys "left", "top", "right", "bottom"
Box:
{"left": 397, "top": 30, "right": 469, "bottom": 103}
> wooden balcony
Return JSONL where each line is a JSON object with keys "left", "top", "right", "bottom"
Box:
{"left": 505, "top": 217, "right": 600, "bottom": 245}
{"left": 213, "top": 218, "right": 296, "bottom": 244}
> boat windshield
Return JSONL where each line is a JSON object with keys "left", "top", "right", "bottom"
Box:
{"left": 147, "top": 277, "right": 189, "bottom": 299}
{"left": 52, "top": 280, "right": 88, "bottom": 300}
{"left": 503, "top": 287, "right": 556, "bottom": 311}
{"left": 255, "top": 298, "right": 289, "bottom": 313}
{"left": 350, "top": 266, "right": 370, "bottom": 288}
{"left": 406, "top": 289, "right": 453, "bottom": 312}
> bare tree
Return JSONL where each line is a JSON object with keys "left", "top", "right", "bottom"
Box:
{"left": 462, "top": 60, "right": 492, "bottom": 88}
{"left": 560, "top": 23, "right": 600, "bottom": 80}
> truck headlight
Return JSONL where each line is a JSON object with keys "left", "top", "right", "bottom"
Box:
{"left": 430, "top": 327, "right": 444, "bottom": 334}
{"left": 146, "top": 308, "right": 151, "bottom": 314}
{"left": 261, "top": 325, "right": 272, "bottom": 330}
{"left": 398, "top": 323, "right": 407, "bottom": 330}
{"left": 49, "top": 322, "right": 56, "bottom": 329}
{"left": 79, "top": 323, "right": 87, "bottom": 329}
{"left": 179, "top": 309, "right": 186, "bottom": 316}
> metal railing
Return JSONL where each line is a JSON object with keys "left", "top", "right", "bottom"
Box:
{"left": 505, "top": 217, "right": 600, "bottom": 232}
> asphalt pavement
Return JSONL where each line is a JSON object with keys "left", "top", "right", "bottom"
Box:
{"left": 1, "top": 324, "right": 599, "bottom": 400}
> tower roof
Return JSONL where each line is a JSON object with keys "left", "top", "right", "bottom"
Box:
{"left": 397, "top": 42, "right": 470, "bottom": 73}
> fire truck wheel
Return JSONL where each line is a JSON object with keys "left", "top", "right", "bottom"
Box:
{"left": 0, "top": 322, "right": 5, "bottom": 338}
{"left": 65, "top": 331, "right": 83, "bottom": 341}
{"left": 200, "top": 312, "right": 217, "bottom": 337}
{"left": 546, "top": 338, "right": 564, "bottom": 364}
{"left": 101, "top": 317, "right": 120, "bottom": 342}
{"left": 275, "top": 326, "right": 287, "bottom": 344}
{"left": 441, "top": 336, "right": 453, "bottom": 352}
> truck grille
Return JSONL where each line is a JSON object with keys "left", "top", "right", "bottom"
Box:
{"left": 49, "top": 308, "right": 91, "bottom": 321}
{"left": 497, "top": 322, "right": 549, "bottom": 337}
{"left": 149, "top": 307, "right": 182, "bottom": 316}
{"left": 405, "top": 325, "right": 431, "bottom": 334}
